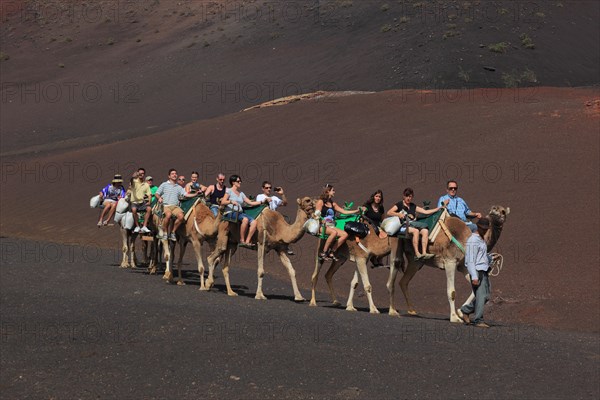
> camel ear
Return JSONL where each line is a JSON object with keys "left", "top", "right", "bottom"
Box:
{"left": 297, "top": 198, "right": 301, "bottom": 205}
{"left": 506, "top": 207, "right": 510, "bottom": 215}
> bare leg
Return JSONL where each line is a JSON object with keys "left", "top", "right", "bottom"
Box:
{"left": 162, "top": 210, "right": 172, "bottom": 233}
{"left": 332, "top": 230, "right": 349, "bottom": 251}
{"left": 172, "top": 214, "right": 184, "bottom": 234}
{"left": 409, "top": 227, "right": 421, "bottom": 257}
{"left": 239, "top": 218, "right": 249, "bottom": 243}
{"left": 246, "top": 220, "right": 258, "bottom": 244}
{"left": 105, "top": 202, "right": 117, "bottom": 223}
{"left": 142, "top": 206, "right": 151, "bottom": 227}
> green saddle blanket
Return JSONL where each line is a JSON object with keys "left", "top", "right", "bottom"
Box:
{"left": 415, "top": 209, "right": 444, "bottom": 231}
{"left": 319, "top": 211, "right": 361, "bottom": 240}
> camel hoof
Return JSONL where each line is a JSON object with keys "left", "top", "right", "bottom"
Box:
{"left": 177, "top": 280, "right": 186, "bottom": 286}
{"left": 148, "top": 268, "right": 157, "bottom": 275}
{"left": 309, "top": 300, "right": 317, "bottom": 307}
{"left": 450, "top": 315, "right": 463, "bottom": 323}
{"left": 255, "top": 294, "right": 267, "bottom": 300}
{"left": 389, "top": 309, "right": 400, "bottom": 317}
{"left": 227, "top": 291, "right": 238, "bottom": 297}
{"left": 120, "top": 263, "right": 129, "bottom": 269}
{"left": 294, "top": 296, "right": 306, "bottom": 302}
{"left": 407, "top": 309, "right": 418, "bottom": 316}
{"left": 370, "top": 308, "right": 380, "bottom": 314}
{"left": 346, "top": 306, "right": 357, "bottom": 312}
{"left": 332, "top": 300, "right": 341, "bottom": 306}
{"left": 199, "top": 286, "right": 209, "bottom": 291}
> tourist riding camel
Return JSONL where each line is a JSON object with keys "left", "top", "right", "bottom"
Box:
{"left": 97, "top": 174, "right": 125, "bottom": 226}
{"left": 438, "top": 180, "right": 481, "bottom": 232}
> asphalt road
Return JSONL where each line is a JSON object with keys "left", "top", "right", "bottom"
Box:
{"left": 1, "top": 238, "right": 598, "bottom": 399}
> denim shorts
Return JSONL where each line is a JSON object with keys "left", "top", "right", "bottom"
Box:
{"left": 224, "top": 209, "right": 254, "bottom": 223}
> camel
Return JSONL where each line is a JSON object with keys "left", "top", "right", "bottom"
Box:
{"left": 162, "top": 200, "right": 229, "bottom": 288}
{"left": 204, "top": 197, "right": 315, "bottom": 299}
{"left": 119, "top": 211, "right": 168, "bottom": 274}
{"left": 386, "top": 205, "right": 510, "bottom": 323}
{"left": 309, "top": 223, "right": 400, "bottom": 314}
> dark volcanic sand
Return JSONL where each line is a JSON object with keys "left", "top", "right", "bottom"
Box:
{"left": 1, "top": 87, "right": 598, "bottom": 334}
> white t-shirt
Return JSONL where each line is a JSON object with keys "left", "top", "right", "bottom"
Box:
{"left": 256, "top": 194, "right": 283, "bottom": 210}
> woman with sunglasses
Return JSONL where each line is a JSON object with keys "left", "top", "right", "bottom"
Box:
{"left": 221, "top": 174, "right": 266, "bottom": 248}
{"left": 387, "top": 187, "right": 446, "bottom": 260}
{"left": 315, "top": 184, "right": 361, "bottom": 261}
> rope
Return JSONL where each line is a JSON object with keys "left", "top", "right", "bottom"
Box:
{"left": 489, "top": 253, "right": 504, "bottom": 277}
{"left": 438, "top": 220, "right": 466, "bottom": 254}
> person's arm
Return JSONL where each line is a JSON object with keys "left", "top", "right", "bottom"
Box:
{"left": 387, "top": 204, "right": 405, "bottom": 218}
{"left": 415, "top": 205, "right": 444, "bottom": 216}
{"left": 314, "top": 199, "right": 324, "bottom": 218}
{"left": 185, "top": 182, "right": 192, "bottom": 194}
{"left": 463, "top": 200, "right": 481, "bottom": 219}
{"left": 243, "top": 194, "right": 263, "bottom": 207}
{"left": 221, "top": 192, "right": 240, "bottom": 208}
{"left": 333, "top": 202, "right": 359, "bottom": 214}
{"left": 275, "top": 188, "right": 287, "bottom": 206}
{"left": 155, "top": 184, "right": 164, "bottom": 203}
{"left": 204, "top": 185, "right": 214, "bottom": 198}
{"left": 465, "top": 238, "right": 479, "bottom": 285}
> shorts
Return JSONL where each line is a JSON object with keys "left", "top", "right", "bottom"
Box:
{"left": 210, "top": 204, "right": 220, "bottom": 217}
{"left": 102, "top": 199, "right": 117, "bottom": 206}
{"left": 324, "top": 218, "right": 335, "bottom": 228}
{"left": 164, "top": 205, "right": 183, "bottom": 218}
{"left": 409, "top": 220, "right": 428, "bottom": 230}
{"left": 131, "top": 201, "right": 150, "bottom": 211}
{"left": 224, "top": 209, "right": 254, "bottom": 223}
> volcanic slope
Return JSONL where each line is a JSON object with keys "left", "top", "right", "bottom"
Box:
{"left": 1, "top": 0, "right": 598, "bottom": 154}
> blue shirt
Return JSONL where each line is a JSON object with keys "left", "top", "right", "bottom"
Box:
{"left": 465, "top": 233, "right": 491, "bottom": 280}
{"left": 438, "top": 194, "right": 471, "bottom": 222}
{"left": 101, "top": 184, "right": 125, "bottom": 201}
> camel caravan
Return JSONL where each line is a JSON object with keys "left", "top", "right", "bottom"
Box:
{"left": 90, "top": 168, "right": 509, "bottom": 326}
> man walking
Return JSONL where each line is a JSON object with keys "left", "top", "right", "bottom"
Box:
{"left": 460, "top": 217, "right": 493, "bottom": 328}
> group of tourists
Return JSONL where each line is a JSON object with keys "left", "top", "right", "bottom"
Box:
{"left": 95, "top": 169, "right": 494, "bottom": 327}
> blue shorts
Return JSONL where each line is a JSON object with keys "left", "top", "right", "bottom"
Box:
{"left": 224, "top": 209, "right": 254, "bottom": 223}
{"left": 210, "top": 204, "right": 219, "bottom": 217}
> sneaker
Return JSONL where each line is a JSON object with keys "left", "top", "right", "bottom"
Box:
{"left": 140, "top": 226, "right": 151, "bottom": 234}
{"left": 319, "top": 252, "right": 331, "bottom": 261}
{"left": 169, "top": 233, "right": 177, "bottom": 242}
{"left": 133, "top": 226, "right": 141, "bottom": 233}
{"left": 287, "top": 248, "right": 295, "bottom": 256}
{"left": 97, "top": 221, "right": 103, "bottom": 227}
{"left": 475, "top": 322, "right": 490, "bottom": 328}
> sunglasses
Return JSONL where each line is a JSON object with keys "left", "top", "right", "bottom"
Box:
{"left": 236, "top": 180, "right": 242, "bottom": 183}
{"left": 178, "top": 178, "right": 186, "bottom": 182}
{"left": 263, "top": 186, "right": 272, "bottom": 189}
{"left": 448, "top": 187, "right": 458, "bottom": 190}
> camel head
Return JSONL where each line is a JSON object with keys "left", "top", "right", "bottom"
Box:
{"left": 297, "top": 196, "right": 315, "bottom": 216}
{"left": 487, "top": 205, "right": 510, "bottom": 226}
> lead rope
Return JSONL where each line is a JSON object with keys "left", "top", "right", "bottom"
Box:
{"left": 489, "top": 253, "right": 504, "bottom": 277}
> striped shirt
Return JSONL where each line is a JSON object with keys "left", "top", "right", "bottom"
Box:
{"left": 156, "top": 181, "right": 186, "bottom": 206}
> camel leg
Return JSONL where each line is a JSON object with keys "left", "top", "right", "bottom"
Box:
{"left": 346, "top": 271, "right": 359, "bottom": 311}
{"left": 278, "top": 250, "right": 305, "bottom": 302}
{"left": 356, "top": 258, "right": 379, "bottom": 314}
{"left": 444, "top": 261, "right": 462, "bottom": 323}
{"left": 386, "top": 261, "right": 401, "bottom": 316}
{"left": 120, "top": 229, "right": 130, "bottom": 268}
{"left": 129, "top": 233, "right": 137, "bottom": 269}
{"left": 174, "top": 241, "right": 186, "bottom": 286}
{"left": 148, "top": 239, "right": 158, "bottom": 275}
{"left": 325, "top": 259, "right": 344, "bottom": 306}
{"left": 222, "top": 245, "right": 238, "bottom": 296}
{"left": 399, "top": 259, "right": 420, "bottom": 315}
{"left": 162, "top": 239, "right": 173, "bottom": 283}
{"left": 190, "top": 238, "right": 205, "bottom": 290}
{"left": 255, "top": 243, "right": 268, "bottom": 300}
{"left": 309, "top": 257, "right": 325, "bottom": 307}
{"left": 206, "top": 235, "right": 228, "bottom": 291}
